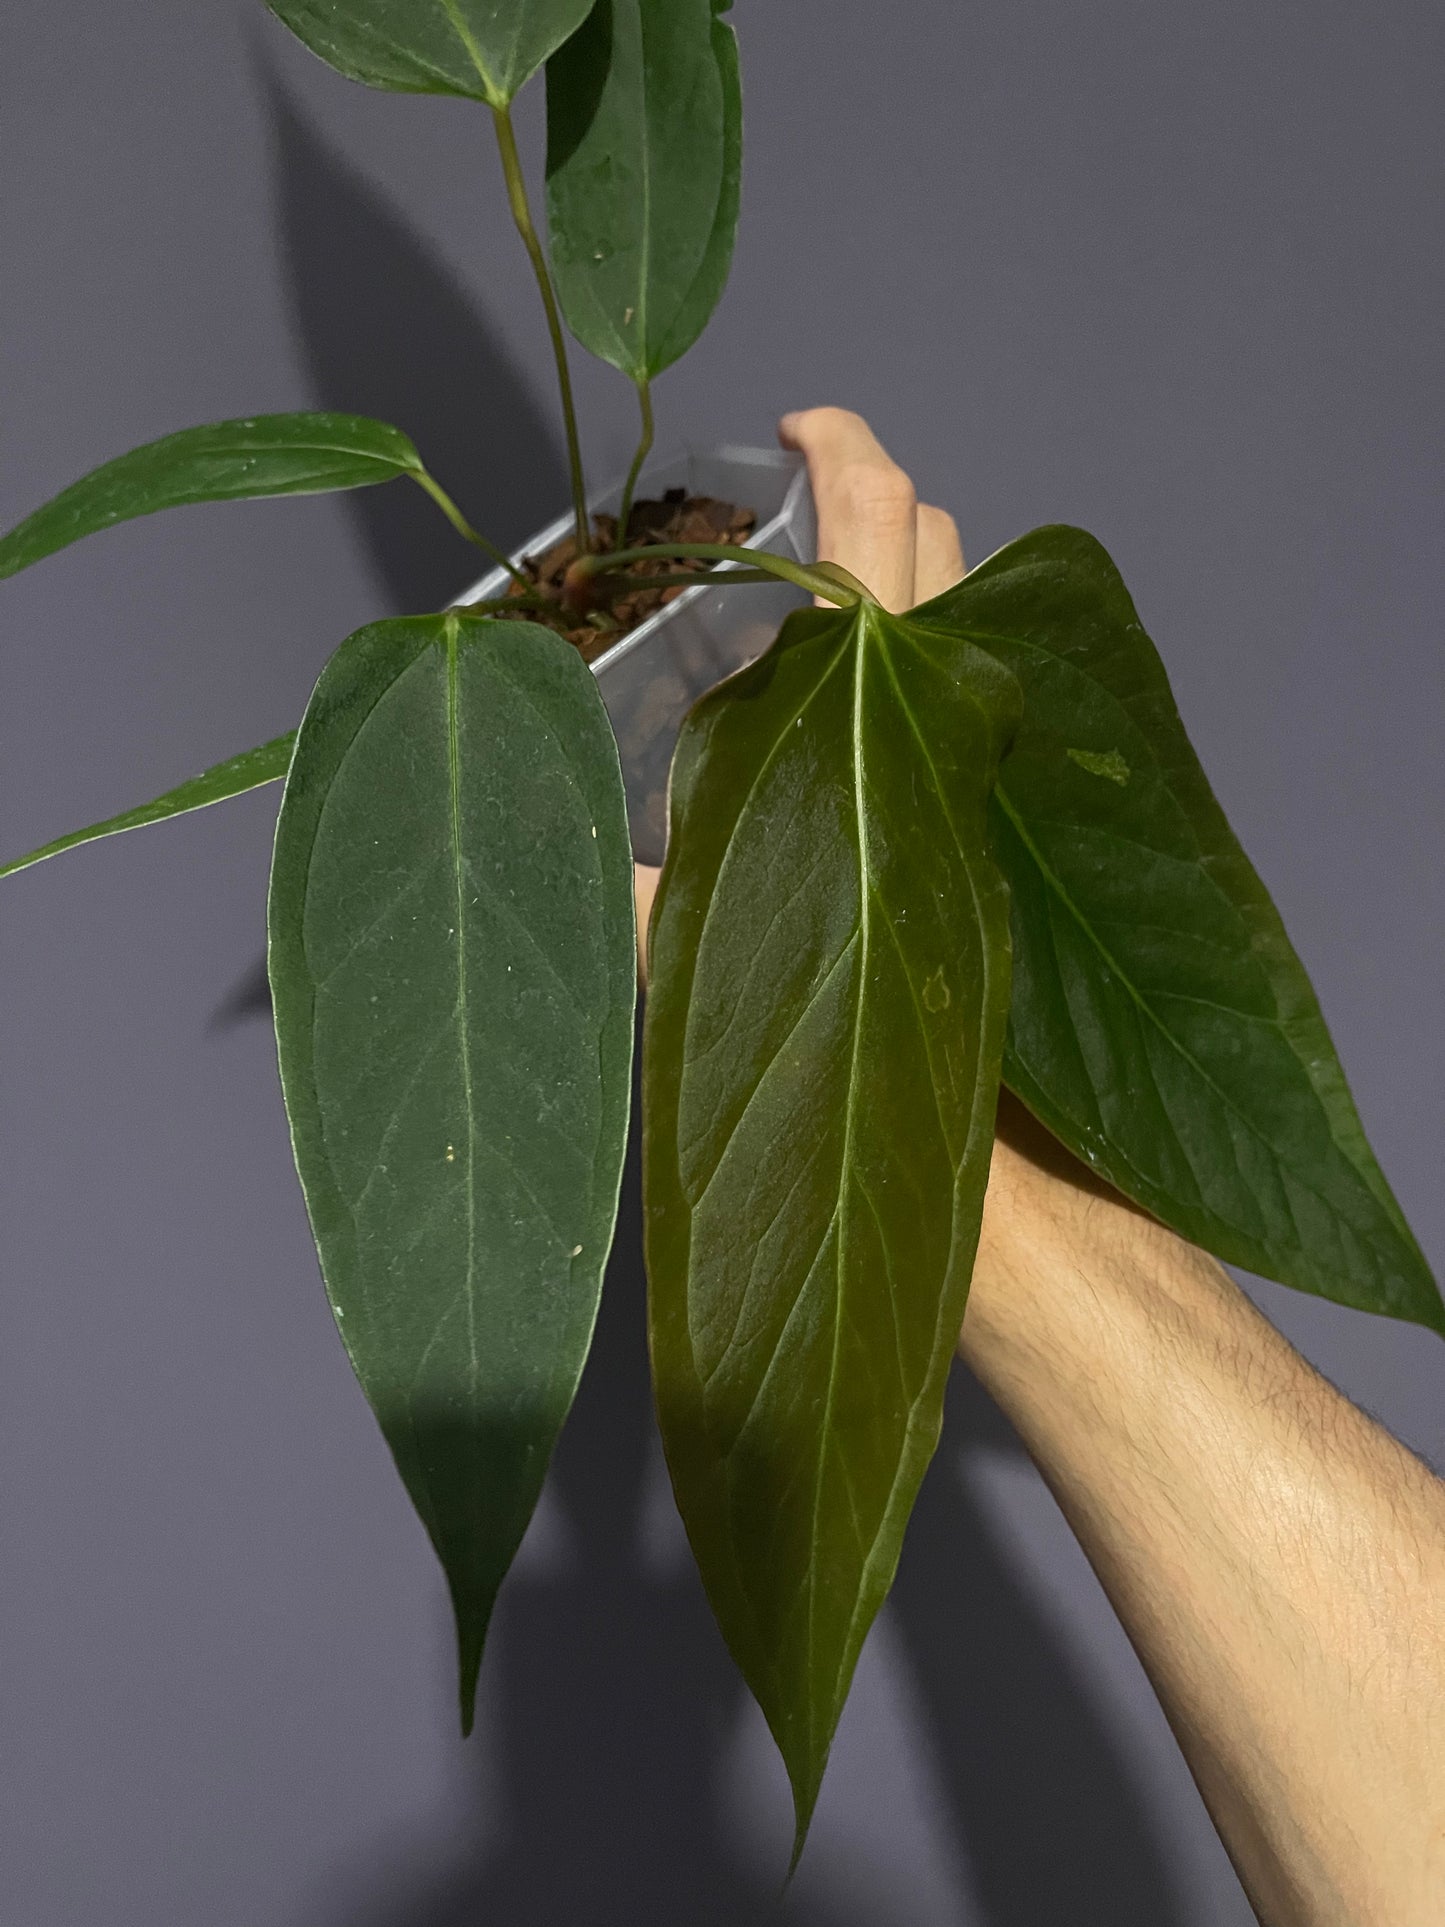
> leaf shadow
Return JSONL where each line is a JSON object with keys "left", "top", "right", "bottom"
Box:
{"left": 316, "top": 1031, "right": 867, "bottom": 1927}
{"left": 260, "top": 59, "right": 567, "bottom": 614}
{"left": 306, "top": 1051, "right": 1190, "bottom": 1926}
{"left": 210, "top": 955, "right": 272, "bottom": 1031}
{"left": 889, "top": 1368, "right": 1190, "bottom": 1925}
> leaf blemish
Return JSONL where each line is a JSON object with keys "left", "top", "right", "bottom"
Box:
{"left": 1067, "top": 746, "right": 1130, "bottom": 785}
{"left": 922, "top": 966, "right": 950, "bottom": 1013}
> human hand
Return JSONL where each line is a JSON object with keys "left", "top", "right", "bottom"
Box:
{"left": 631, "top": 405, "right": 965, "bottom": 977}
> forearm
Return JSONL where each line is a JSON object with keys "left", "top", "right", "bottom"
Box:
{"left": 962, "top": 1136, "right": 1445, "bottom": 1926}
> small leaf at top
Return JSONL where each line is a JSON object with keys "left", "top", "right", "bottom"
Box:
{"left": 267, "top": 0, "right": 597, "bottom": 106}
{"left": 912, "top": 526, "right": 1444, "bottom": 1336}
{"left": 0, "top": 733, "right": 295, "bottom": 882}
{"left": 644, "top": 600, "right": 1020, "bottom": 1852}
{"left": 0, "top": 415, "right": 423, "bottom": 584}
{"left": 546, "top": 0, "right": 741, "bottom": 380}
{"left": 269, "top": 612, "right": 636, "bottom": 1724}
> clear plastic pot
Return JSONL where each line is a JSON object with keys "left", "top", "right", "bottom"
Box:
{"left": 459, "top": 446, "right": 817, "bottom": 864}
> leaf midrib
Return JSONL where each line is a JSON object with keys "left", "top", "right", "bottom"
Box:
{"left": 446, "top": 626, "right": 481, "bottom": 1389}
{"left": 827, "top": 629, "right": 1003, "bottom": 1722}
{"left": 803, "top": 613, "right": 874, "bottom": 1757}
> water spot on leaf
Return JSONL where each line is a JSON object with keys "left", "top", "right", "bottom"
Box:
{"left": 1067, "top": 747, "right": 1130, "bottom": 785}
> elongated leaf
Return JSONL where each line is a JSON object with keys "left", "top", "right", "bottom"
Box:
{"left": 0, "top": 733, "right": 295, "bottom": 882}
{"left": 645, "top": 601, "right": 1020, "bottom": 1849}
{"left": 912, "top": 527, "right": 1443, "bottom": 1335}
{"left": 0, "top": 415, "right": 423, "bottom": 584}
{"left": 656, "top": 0, "right": 742, "bottom": 375}
{"left": 267, "top": 0, "right": 596, "bottom": 105}
{"left": 269, "top": 612, "right": 636, "bottom": 1720}
{"left": 546, "top": 0, "right": 741, "bottom": 379}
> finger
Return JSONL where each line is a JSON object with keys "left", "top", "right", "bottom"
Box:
{"left": 634, "top": 863, "right": 660, "bottom": 985}
{"left": 914, "top": 504, "right": 965, "bottom": 603}
{"left": 778, "top": 407, "right": 916, "bottom": 613}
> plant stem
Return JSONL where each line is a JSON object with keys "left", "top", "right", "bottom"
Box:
{"left": 450, "top": 593, "right": 546, "bottom": 616}
{"left": 490, "top": 103, "right": 590, "bottom": 554}
{"left": 413, "top": 472, "right": 530, "bottom": 587}
{"left": 615, "top": 380, "right": 654, "bottom": 549}
{"left": 595, "top": 569, "right": 781, "bottom": 596}
{"left": 574, "top": 543, "right": 871, "bottom": 609}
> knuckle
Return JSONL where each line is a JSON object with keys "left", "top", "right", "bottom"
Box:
{"left": 833, "top": 459, "right": 917, "bottom": 525}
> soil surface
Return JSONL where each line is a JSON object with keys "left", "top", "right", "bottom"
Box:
{"left": 494, "top": 489, "right": 757, "bottom": 662}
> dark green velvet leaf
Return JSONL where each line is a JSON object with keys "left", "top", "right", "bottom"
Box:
{"left": 546, "top": 0, "right": 741, "bottom": 379}
{"left": 0, "top": 415, "right": 422, "bottom": 583}
{"left": 0, "top": 733, "right": 295, "bottom": 881}
{"left": 266, "top": 0, "right": 595, "bottom": 106}
{"left": 644, "top": 601, "right": 1020, "bottom": 1851}
{"left": 655, "top": 0, "right": 742, "bottom": 374}
{"left": 269, "top": 612, "right": 636, "bottom": 1723}
{"left": 911, "top": 526, "right": 1443, "bottom": 1336}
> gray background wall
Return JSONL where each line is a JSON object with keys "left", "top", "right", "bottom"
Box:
{"left": 2, "top": 2, "right": 1440, "bottom": 1921}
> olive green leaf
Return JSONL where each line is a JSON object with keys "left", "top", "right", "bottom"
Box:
{"left": 266, "top": 0, "right": 596, "bottom": 106}
{"left": 269, "top": 612, "right": 636, "bottom": 1724}
{"left": 0, "top": 733, "right": 295, "bottom": 882}
{"left": 545, "top": 0, "right": 741, "bottom": 379}
{"left": 912, "top": 526, "right": 1443, "bottom": 1336}
{"left": 644, "top": 600, "right": 1020, "bottom": 1852}
{"left": 0, "top": 415, "right": 424, "bottom": 583}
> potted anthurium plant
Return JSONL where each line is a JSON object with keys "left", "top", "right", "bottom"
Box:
{"left": 2, "top": 0, "right": 1440, "bottom": 1866}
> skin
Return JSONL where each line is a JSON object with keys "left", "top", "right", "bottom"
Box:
{"left": 637, "top": 409, "right": 1445, "bottom": 1926}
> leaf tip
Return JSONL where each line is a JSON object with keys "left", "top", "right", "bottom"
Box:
{"left": 450, "top": 1589, "right": 495, "bottom": 1741}
{"left": 782, "top": 1746, "right": 828, "bottom": 1877}
{"left": 1417, "top": 1277, "right": 1445, "bottom": 1342}
{"left": 456, "top": 1634, "right": 483, "bottom": 1739}
{"left": 785, "top": 1809, "right": 816, "bottom": 1883}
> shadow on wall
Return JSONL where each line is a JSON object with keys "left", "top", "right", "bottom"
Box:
{"left": 891, "top": 1377, "right": 1186, "bottom": 1923}
{"left": 262, "top": 63, "right": 566, "bottom": 615}
{"left": 255, "top": 78, "right": 1189, "bottom": 1927}
{"left": 211, "top": 66, "right": 574, "bottom": 1033}
{"left": 309, "top": 1059, "right": 1187, "bottom": 1927}
{"left": 324, "top": 1067, "right": 867, "bottom": 1927}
